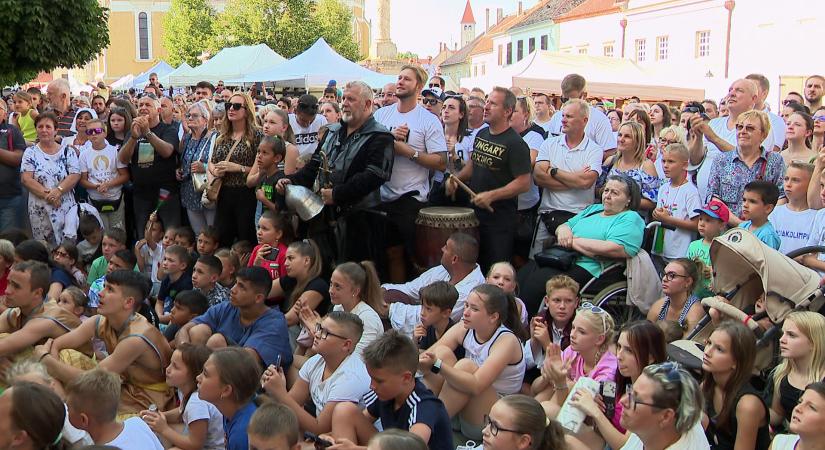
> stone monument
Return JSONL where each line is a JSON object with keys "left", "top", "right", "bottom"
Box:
{"left": 371, "top": 0, "right": 398, "bottom": 60}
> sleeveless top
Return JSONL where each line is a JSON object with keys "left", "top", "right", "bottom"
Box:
{"left": 705, "top": 383, "right": 771, "bottom": 450}
{"left": 657, "top": 294, "right": 700, "bottom": 327}
{"left": 462, "top": 325, "right": 525, "bottom": 395}
{"left": 5, "top": 301, "right": 91, "bottom": 354}
{"left": 95, "top": 314, "right": 175, "bottom": 414}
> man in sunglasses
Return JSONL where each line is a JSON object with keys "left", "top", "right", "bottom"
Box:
{"left": 746, "top": 73, "right": 786, "bottom": 152}
{"left": 118, "top": 94, "right": 181, "bottom": 238}
{"left": 420, "top": 87, "right": 445, "bottom": 118}
{"left": 427, "top": 76, "right": 445, "bottom": 91}
{"left": 545, "top": 74, "right": 617, "bottom": 157}
{"left": 289, "top": 94, "right": 327, "bottom": 159}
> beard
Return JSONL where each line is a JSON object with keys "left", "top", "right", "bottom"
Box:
{"left": 341, "top": 111, "right": 354, "bottom": 123}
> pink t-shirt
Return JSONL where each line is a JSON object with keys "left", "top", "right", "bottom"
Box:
{"left": 562, "top": 347, "right": 618, "bottom": 383}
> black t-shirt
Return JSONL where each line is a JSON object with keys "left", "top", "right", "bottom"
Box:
{"left": 364, "top": 380, "right": 453, "bottom": 450}
{"left": 158, "top": 272, "right": 193, "bottom": 313}
{"left": 419, "top": 318, "right": 465, "bottom": 360}
{"left": 468, "top": 126, "right": 531, "bottom": 216}
{"left": 130, "top": 121, "right": 181, "bottom": 190}
{"left": 258, "top": 170, "right": 286, "bottom": 211}
{"left": 278, "top": 275, "right": 330, "bottom": 314}
{"left": 0, "top": 123, "right": 27, "bottom": 198}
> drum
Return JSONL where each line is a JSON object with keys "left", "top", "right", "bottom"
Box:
{"left": 415, "top": 207, "right": 479, "bottom": 271}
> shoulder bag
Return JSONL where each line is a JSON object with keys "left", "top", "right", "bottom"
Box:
{"left": 192, "top": 133, "right": 216, "bottom": 193}
{"left": 204, "top": 137, "right": 242, "bottom": 203}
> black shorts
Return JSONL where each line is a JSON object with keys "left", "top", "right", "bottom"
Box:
{"left": 380, "top": 193, "right": 426, "bottom": 248}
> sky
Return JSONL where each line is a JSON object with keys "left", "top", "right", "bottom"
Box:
{"left": 362, "top": 0, "right": 540, "bottom": 58}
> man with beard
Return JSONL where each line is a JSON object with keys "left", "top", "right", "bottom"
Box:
{"left": 805, "top": 75, "right": 824, "bottom": 112}
{"left": 277, "top": 81, "right": 394, "bottom": 267}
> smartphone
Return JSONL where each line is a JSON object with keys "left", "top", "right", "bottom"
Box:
{"left": 275, "top": 353, "right": 282, "bottom": 369}
{"left": 263, "top": 247, "right": 279, "bottom": 261}
{"left": 304, "top": 432, "right": 333, "bottom": 448}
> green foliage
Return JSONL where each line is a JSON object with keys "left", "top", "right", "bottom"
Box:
{"left": 209, "top": 0, "right": 360, "bottom": 61}
{"left": 163, "top": 0, "right": 216, "bottom": 67}
{"left": 397, "top": 51, "right": 419, "bottom": 60}
{"left": 0, "top": 0, "right": 109, "bottom": 86}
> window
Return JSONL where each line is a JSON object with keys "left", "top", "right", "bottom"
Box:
{"left": 474, "top": 65, "right": 478, "bottom": 76}
{"left": 635, "top": 38, "right": 646, "bottom": 62}
{"left": 498, "top": 44, "right": 503, "bottom": 65}
{"left": 481, "top": 64, "right": 486, "bottom": 75}
{"left": 696, "top": 30, "right": 711, "bottom": 57}
{"left": 656, "top": 35, "right": 668, "bottom": 60}
{"left": 529, "top": 37, "right": 536, "bottom": 54}
{"left": 138, "top": 12, "right": 150, "bottom": 60}
{"left": 540, "top": 35, "right": 548, "bottom": 50}
{"left": 578, "top": 46, "right": 588, "bottom": 55}
{"left": 604, "top": 44, "right": 614, "bottom": 57}
{"left": 506, "top": 42, "right": 513, "bottom": 65}
{"left": 517, "top": 40, "right": 524, "bottom": 61}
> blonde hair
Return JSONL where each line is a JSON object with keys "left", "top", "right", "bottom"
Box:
{"left": 737, "top": 109, "right": 771, "bottom": 137}
{"left": 545, "top": 274, "right": 580, "bottom": 297}
{"left": 66, "top": 368, "right": 121, "bottom": 422}
{"left": 771, "top": 311, "right": 825, "bottom": 397}
{"left": 563, "top": 98, "right": 590, "bottom": 119}
{"left": 617, "top": 121, "right": 647, "bottom": 165}
{"left": 659, "top": 125, "right": 687, "bottom": 146}
{"left": 6, "top": 359, "right": 51, "bottom": 384}
{"left": 0, "top": 239, "right": 14, "bottom": 264}
{"left": 577, "top": 307, "right": 615, "bottom": 353}
{"left": 515, "top": 96, "right": 537, "bottom": 124}
{"left": 217, "top": 92, "right": 259, "bottom": 147}
{"left": 400, "top": 64, "right": 428, "bottom": 89}
{"left": 663, "top": 143, "right": 689, "bottom": 161}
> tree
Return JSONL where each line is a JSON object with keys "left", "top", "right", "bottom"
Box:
{"left": 0, "top": 0, "right": 109, "bottom": 86}
{"left": 163, "top": 0, "right": 216, "bottom": 67}
{"left": 313, "top": 0, "right": 361, "bottom": 61}
{"left": 397, "top": 51, "right": 419, "bottom": 61}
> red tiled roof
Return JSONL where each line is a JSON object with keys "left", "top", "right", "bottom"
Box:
{"left": 554, "top": 0, "right": 621, "bottom": 22}
{"left": 461, "top": 0, "right": 476, "bottom": 24}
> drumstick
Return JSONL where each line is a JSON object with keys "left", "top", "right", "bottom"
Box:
{"left": 445, "top": 173, "right": 494, "bottom": 212}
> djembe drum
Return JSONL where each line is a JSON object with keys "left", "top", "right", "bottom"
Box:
{"left": 414, "top": 207, "right": 479, "bottom": 271}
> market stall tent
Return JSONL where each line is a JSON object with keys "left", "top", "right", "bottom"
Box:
{"left": 169, "top": 44, "right": 286, "bottom": 87}
{"left": 159, "top": 62, "right": 193, "bottom": 87}
{"left": 131, "top": 60, "right": 174, "bottom": 90}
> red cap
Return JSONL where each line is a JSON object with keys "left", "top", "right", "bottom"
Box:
{"left": 693, "top": 198, "right": 730, "bottom": 224}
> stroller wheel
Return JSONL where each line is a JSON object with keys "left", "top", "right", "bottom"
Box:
{"left": 590, "top": 281, "right": 643, "bottom": 328}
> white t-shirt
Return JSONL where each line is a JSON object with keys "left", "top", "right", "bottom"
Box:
{"left": 518, "top": 130, "right": 544, "bottom": 210}
{"left": 621, "top": 421, "right": 710, "bottom": 450}
{"left": 765, "top": 107, "right": 786, "bottom": 151}
{"left": 180, "top": 391, "right": 225, "bottom": 450}
{"left": 104, "top": 417, "right": 164, "bottom": 450}
{"left": 536, "top": 135, "right": 603, "bottom": 214}
{"left": 289, "top": 113, "right": 328, "bottom": 158}
{"left": 374, "top": 104, "right": 447, "bottom": 202}
{"left": 333, "top": 302, "right": 383, "bottom": 357}
{"left": 769, "top": 205, "right": 817, "bottom": 254}
{"left": 653, "top": 179, "right": 701, "bottom": 258}
{"left": 771, "top": 434, "right": 800, "bottom": 450}
{"left": 63, "top": 404, "right": 93, "bottom": 446}
{"left": 299, "top": 353, "right": 371, "bottom": 414}
{"left": 383, "top": 263, "right": 486, "bottom": 322}
{"left": 535, "top": 118, "right": 553, "bottom": 134}
{"left": 805, "top": 208, "right": 825, "bottom": 271}
{"left": 78, "top": 143, "right": 127, "bottom": 201}
{"left": 547, "top": 106, "right": 617, "bottom": 152}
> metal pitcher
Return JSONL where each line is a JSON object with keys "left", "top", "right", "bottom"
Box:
{"left": 285, "top": 184, "right": 324, "bottom": 221}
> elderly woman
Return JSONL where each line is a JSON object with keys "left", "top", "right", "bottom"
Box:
{"left": 178, "top": 101, "right": 217, "bottom": 234}
{"left": 62, "top": 108, "right": 98, "bottom": 150}
{"left": 598, "top": 122, "right": 660, "bottom": 210}
{"left": 20, "top": 113, "right": 81, "bottom": 246}
{"left": 707, "top": 109, "right": 785, "bottom": 226}
{"left": 619, "top": 362, "right": 709, "bottom": 449}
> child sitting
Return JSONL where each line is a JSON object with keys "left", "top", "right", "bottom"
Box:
{"left": 249, "top": 211, "right": 292, "bottom": 280}
{"left": 10, "top": 90, "right": 37, "bottom": 143}
{"left": 246, "top": 135, "right": 287, "bottom": 223}
{"left": 174, "top": 226, "right": 198, "bottom": 259}
{"left": 651, "top": 143, "right": 701, "bottom": 267}
{"left": 769, "top": 161, "right": 816, "bottom": 254}
{"left": 196, "top": 226, "right": 220, "bottom": 257}
{"left": 76, "top": 214, "right": 104, "bottom": 269}
{"left": 166, "top": 290, "right": 209, "bottom": 343}
{"left": 86, "top": 227, "right": 128, "bottom": 285}
{"left": 738, "top": 180, "right": 782, "bottom": 250}
{"left": 66, "top": 368, "right": 164, "bottom": 449}
{"left": 57, "top": 286, "right": 89, "bottom": 321}
{"left": 78, "top": 118, "right": 129, "bottom": 231}
{"left": 231, "top": 240, "right": 253, "bottom": 267}
{"left": 52, "top": 242, "right": 86, "bottom": 288}
{"left": 688, "top": 199, "right": 730, "bottom": 299}
{"left": 247, "top": 402, "right": 301, "bottom": 450}
{"left": 156, "top": 245, "right": 193, "bottom": 325}
{"left": 486, "top": 261, "right": 529, "bottom": 328}
{"left": 214, "top": 248, "right": 239, "bottom": 289}
{"left": 141, "top": 343, "right": 224, "bottom": 450}
{"left": 191, "top": 255, "right": 230, "bottom": 306}
{"left": 414, "top": 281, "right": 460, "bottom": 355}
{"left": 136, "top": 215, "right": 165, "bottom": 297}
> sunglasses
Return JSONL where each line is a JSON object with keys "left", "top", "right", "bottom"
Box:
{"left": 813, "top": 115, "right": 825, "bottom": 122}
{"left": 228, "top": 102, "right": 244, "bottom": 111}
{"left": 578, "top": 301, "right": 607, "bottom": 331}
{"left": 85, "top": 128, "right": 105, "bottom": 136}
{"left": 428, "top": 83, "right": 441, "bottom": 88}
{"left": 783, "top": 99, "right": 799, "bottom": 106}
{"left": 422, "top": 98, "right": 441, "bottom": 106}
{"left": 735, "top": 123, "right": 760, "bottom": 133}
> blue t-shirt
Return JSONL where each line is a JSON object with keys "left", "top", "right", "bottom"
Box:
{"left": 50, "top": 267, "right": 74, "bottom": 289}
{"left": 739, "top": 221, "right": 781, "bottom": 250}
{"left": 364, "top": 380, "right": 453, "bottom": 450}
{"left": 566, "top": 204, "right": 645, "bottom": 276}
{"left": 224, "top": 400, "right": 256, "bottom": 450}
{"left": 192, "top": 302, "right": 292, "bottom": 368}
{"left": 88, "top": 275, "right": 105, "bottom": 308}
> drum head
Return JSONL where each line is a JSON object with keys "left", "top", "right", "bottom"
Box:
{"left": 416, "top": 207, "right": 478, "bottom": 228}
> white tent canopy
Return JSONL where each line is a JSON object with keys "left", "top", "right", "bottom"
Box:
{"left": 228, "top": 38, "right": 395, "bottom": 89}
{"left": 131, "top": 60, "right": 174, "bottom": 90}
{"left": 111, "top": 74, "right": 135, "bottom": 91}
{"left": 462, "top": 50, "right": 705, "bottom": 101}
{"left": 159, "top": 62, "right": 193, "bottom": 87}
{"left": 169, "top": 44, "right": 286, "bottom": 87}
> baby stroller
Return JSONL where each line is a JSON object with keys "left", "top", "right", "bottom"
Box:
{"left": 669, "top": 228, "right": 825, "bottom": 374}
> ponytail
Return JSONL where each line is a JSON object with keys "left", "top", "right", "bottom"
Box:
{"left": 473, "top": 284, "right": 528, "bottom": 341}
{"left": 498, "top": 394, "right": 568, "bottom": 450}
{"left": 334, "top": 261, "right": 382, "bottom": 313}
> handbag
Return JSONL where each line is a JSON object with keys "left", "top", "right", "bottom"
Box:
{"left": 205, "top": 137, "right": 242, "bottom": 203}
{"left": 89, "top": 195, "right": 122, "bottom": 213}
{"left": 535, "top": 245, "right": 578, "bottom": 270}
{"left": 191, "top": 133, "right": 215, "bottom": 193}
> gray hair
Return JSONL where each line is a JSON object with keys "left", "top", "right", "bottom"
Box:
{"left": 48, "top": 78, "right": 70, "bottom": 94}
{"left": 6, "top": 359, "right": 52, "bottom": 384}
{"left": 345, "top": 81, "right": 374, "bottom": 103}
{"left": 563, "top": 98, "right": 590, "bottom": 119}
{"left": 0, "top": 239, "right": 13, "bottom": 263}
{"left": 642, "top": 362, "right": 703, "bottom": 435}
{"left": 188, "top": 101, "right": 211, "bottom": 122}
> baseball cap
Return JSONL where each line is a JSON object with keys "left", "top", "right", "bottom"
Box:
{"left": 327, "top": 79, "right": 337, "bottom": 86}
{"left": 693, "top": 198, "right": 730, "bottom": 224}
{"left": 296, "top": 94, "right": 319, "bottom": 113}
{"left": 421, "top": 87, "right": 445, "bottom": 102}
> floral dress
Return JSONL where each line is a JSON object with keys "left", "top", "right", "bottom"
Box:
{"left": 179, "top": 130, "right": 216, "bottom": 211}
{"left": 21, "top": 144, "right": 80, "bottom": 246}
{"left": 597, "top": 164, "right": 661, "bottom": 204}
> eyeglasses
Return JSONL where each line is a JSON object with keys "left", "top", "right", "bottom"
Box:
{"left": 228, "top": 102, "right": 244, "bottom": 111}
{"left": 626, "top": 390, "right": 663, "bottom": 411}
{"left": 682, "top": 106, "right": 702, "bottom": 114}
{"left": 314, "top": 323, "right": 347, "bottom": 340}
{"left": 483, "top": 415, "right": 524, "bottom": 436}
{"left": 422, "top": 98, "right": 441, "bottom": 106}
{"left": 783, "top": 99, "right": 798, "bottom": 106}
{"left": 185, "top": 113, "right": 202, "bottom": 120}
{"left": 735, "top": 123, "right": 760, "bottom": 133}
{"left": 85, "top": 128, "right": 105, "bottom": 136}
{"left": 662, "top": 271, "right": 689, "bottom": 282}
{"left": 657, "top": 138, "right": 678, "bottom": 146}
{"left": 52, "top": 249, "right": 70, "bottom": 258}
{"left": 813, "top": 115, "right": 825, "bottom": 122}
{"left": 428, "top": 83, "right": 441, "bottom": 88}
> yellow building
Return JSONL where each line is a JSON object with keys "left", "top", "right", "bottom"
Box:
{"left": 342, "top": 0, "right": 371, "bottom": 60}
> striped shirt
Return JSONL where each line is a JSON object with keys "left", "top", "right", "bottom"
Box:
{"left": 364, "top": 380, "right": 453, "bottom": 450}
{"left": 54, "top": 106, "right": 77, "bottom": 137}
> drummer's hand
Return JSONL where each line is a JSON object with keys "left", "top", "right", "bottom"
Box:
{"left": 472, "top": 191, "right": 495, "bottom": 212}
{"left": 276, "top": 178, "right": 291, "bottom": 194}
{"left": 321, "top": 188, "right": 334, "bottom": 205}
{"left": 444, "top": 176, "right": 457, "bottom": 196}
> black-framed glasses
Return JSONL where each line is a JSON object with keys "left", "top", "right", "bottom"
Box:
{"left": 314, "top": 323, "right": 347, "bottom": 340}
{"left": 662, "top": 271, "right": 689, "bottom": 282}
{"left": 626, "top": 390, "right": 663, "bottom": 411}
{"left": 228, "top": 102, "right": 244, "bottom": 111}
{"left": 422, "top": 98, "right": 441, "bottom": 106}
{"left": 483, "top": 415, "right": 524, "bottom": 436}
{"left": 428, "top": 83, "right": 441, "bottom": 88}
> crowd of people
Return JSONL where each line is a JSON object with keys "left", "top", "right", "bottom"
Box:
{"left": 0, "top": 67, "right": 825, "bottom": 450}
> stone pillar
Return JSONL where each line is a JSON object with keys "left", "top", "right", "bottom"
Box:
{"left": 372, "top": 0, "right": 397, "bottom": 59}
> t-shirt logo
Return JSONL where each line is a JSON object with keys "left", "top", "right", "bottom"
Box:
{"left": 295, "top": 132, "right": 318, "bottom": 145}
{"left": 137, "top": 141, "right": 154, "bottom": 167}
{"left": 262, "top": 183, "right": 274, "bottom": 200}
{"left": 472, "top": 136, "right": 506, "bottom": 170}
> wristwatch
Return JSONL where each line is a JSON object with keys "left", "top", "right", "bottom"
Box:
{"left": 410, "top": 150, "right": 420, "bottom": 161}
{"left": 550, "top": 167, "right": 559, "bottom": 178}
{"left": 430, "top": 358, "right": 442, "bottom": 374}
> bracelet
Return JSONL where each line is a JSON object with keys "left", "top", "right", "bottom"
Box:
{"left": 56, "top": 185, "right": 64, "bottom": 192}
{"left": 38, "top": 352, "right": 50, "bottom": 362}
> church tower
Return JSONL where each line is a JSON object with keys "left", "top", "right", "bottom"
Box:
{"left": 460, "top": 0, "right": 476, "bottom": 48}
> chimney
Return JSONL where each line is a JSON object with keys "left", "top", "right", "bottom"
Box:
{"left": 518, "top": 1, "right": 523, "bottom": 15}
{"left": 485, "top": 8, "right": 490, "bottom": 31}
{"left": 497, "top": 8, "right": 503, "bottom": 24}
